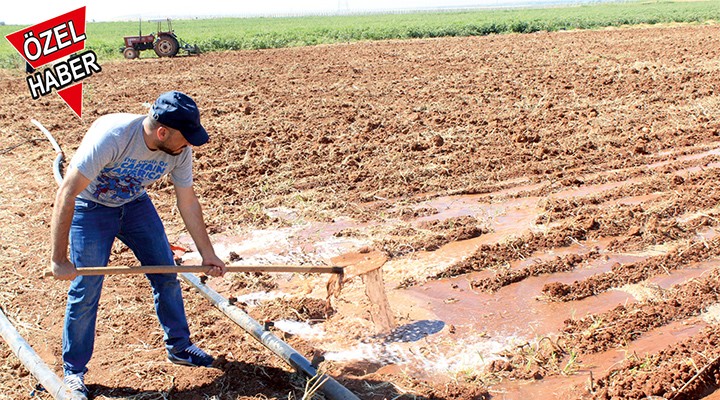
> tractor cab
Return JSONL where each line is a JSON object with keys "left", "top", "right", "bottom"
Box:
{"left": 121, "top": 18, "right": 199, "bottom": 59}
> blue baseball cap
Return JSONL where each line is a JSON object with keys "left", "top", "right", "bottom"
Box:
{"left": 151, "top": 91, "right": 209, "bottom": 146}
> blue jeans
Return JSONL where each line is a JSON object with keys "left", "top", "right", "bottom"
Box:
{"left": 62, "top": 194, "right": 191, "bottom": 375}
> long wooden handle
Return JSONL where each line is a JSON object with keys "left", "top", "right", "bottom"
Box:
{"left": 43, "top": 264, "right": 344, "bottom": 277}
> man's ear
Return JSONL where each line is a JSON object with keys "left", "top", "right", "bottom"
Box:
{"left": 156, "top": 126, "right": 170, "bottom": 140}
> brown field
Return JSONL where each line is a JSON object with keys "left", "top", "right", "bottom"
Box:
{"left": 2, "top": 23, "right": 720, "bottom": 400}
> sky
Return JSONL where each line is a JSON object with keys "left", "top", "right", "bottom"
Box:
{"left": 2, "top": 0, "right": 605, "bottom": 25}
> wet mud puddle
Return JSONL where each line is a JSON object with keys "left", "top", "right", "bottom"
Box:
{"left": 176, "top": 146, "right": 720, "bottom": 398}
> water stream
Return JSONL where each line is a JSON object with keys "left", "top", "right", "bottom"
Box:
{"left": 175, "top": 145, "right": 720, "bottom": 397}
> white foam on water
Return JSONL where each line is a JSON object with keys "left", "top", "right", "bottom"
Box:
{"left": 273, "top": 320, "right": 326, "bottom": 339}
{"left": 235, "top": 291, "right": 287, "bottom": 305}
{"left": 323, "top": 335, "right": 519, "bottom": 376}
{"left": 314, "top": 235, "right": 373, "bottom": 260}
{"left": 221, "top": 229, "right": 294, "bottom": 258}
{"left": 324, "top": 342, "right": 385, "bottom": 362}
{"left": 227, "top": 226, "right": 334, "bottom": 265}
{"left": 701, "top": 303, "right": 720, "bottom": 326}
{"left": 420, "top": 338, "right": 512, "bottom": 376}
{"left": 183, "top": 227, "right": 331, "bottom": 266}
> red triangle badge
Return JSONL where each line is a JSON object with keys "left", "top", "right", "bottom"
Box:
{"left": 57, "top": 82, "right": 83, "bottom": 118}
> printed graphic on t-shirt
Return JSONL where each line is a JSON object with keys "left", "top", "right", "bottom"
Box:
{"left": 92, "top": 158, "right": 168, "bottom": 202}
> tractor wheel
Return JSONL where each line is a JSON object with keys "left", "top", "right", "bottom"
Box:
{"left": 123, "top": 47, "right": 139, "bottom": 59}
{"left": 154, "top": 35, "right": 179, "bottom": 57}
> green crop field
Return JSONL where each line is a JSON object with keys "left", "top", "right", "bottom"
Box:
{"left": 1, "top": 0, "right": 718, "bottom": 69}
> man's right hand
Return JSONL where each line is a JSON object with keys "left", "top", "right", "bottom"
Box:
{"left": 49, "top": 167, "right": 92, "bottom": 281}
{"left": 51, "top": 259, "right": 78, "bottom": 280}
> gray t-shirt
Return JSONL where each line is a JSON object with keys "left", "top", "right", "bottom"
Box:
{"left": 70, "top": 113, "right": 193, "bottom": 207}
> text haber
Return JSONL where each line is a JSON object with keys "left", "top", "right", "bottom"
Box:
{"left": 27, "top": 51, "right": 102, "bottom": 99}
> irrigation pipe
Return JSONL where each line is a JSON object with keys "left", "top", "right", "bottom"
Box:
{"left": 38, "top": 119, "right": 360, "bottom": 399}
{"left": 180, "top": 273, "right": 360, "bottom": 400}
{"left": 0, "top": 307, "right": 83, "bottom": 400}
{"left": 31, "top": 118, "right": 64, "bottom": 185}
{"left": 0, "top": 120, "right": 81, "bottom": 399}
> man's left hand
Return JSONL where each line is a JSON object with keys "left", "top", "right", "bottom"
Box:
{"left": 202, "top": 253, "right": 226, "bottom": 277}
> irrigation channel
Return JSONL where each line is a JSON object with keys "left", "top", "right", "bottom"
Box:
{"left": 11, "top": 117, "right": 720, "bottom": 399}
{"left": 0, "top": 120, "right": 360, "bottom": 400}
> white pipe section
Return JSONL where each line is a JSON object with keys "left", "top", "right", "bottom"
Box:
{"left": 0, "top": 120, "right": 80, "bottom": 399}
{"left": 0, "top": 308, "right": 84, "bottom": 400}
{"left": 32, "top": 119, "right": 65, "bottom": 185}
{"left": 31, "top": 119, "right": 62, "bottom": 155}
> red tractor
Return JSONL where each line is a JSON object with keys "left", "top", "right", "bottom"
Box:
{"left": 122, "top": 18, "right": 199, "bottom": 59}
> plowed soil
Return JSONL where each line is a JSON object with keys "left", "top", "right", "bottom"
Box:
{"left": 2, "top": 23, "right": 720, "bottom": 400}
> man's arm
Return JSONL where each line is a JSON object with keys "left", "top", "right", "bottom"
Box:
{"left": 50, "top": 167, "right": 91, "bottom": 280}
{"left": 174, "top": 185, "right": 226, "bottom": 277}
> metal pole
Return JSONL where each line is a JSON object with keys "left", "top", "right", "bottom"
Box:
{"left": 0, "top": 307, "right": 83, "bottom": 400}
{"left": 180, "top": 273, "right": 360, "bottom": 400}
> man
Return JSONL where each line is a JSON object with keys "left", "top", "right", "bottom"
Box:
{"left": 49, "top": 91, "right": 226, "bottom": 400}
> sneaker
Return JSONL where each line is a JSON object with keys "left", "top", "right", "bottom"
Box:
{"left": 167, "top": 344, "right": 215, "bottom": 367}
{"left": 63, "top": 372, "right": 89, "bottom": 400}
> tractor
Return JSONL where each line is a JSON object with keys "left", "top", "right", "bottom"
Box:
{"left": 121, "top": 18, "right": 199, "bottom": 59}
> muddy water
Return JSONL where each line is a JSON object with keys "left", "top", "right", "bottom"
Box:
{"left": 178, "top": 145, "right": 720, "bottom": 397}
{"left": 404, "top": 265, "right": 629, "bottom": 338}
{"left": 490, "top": 319, "right": 708, "bottom": 399}
{"left": 363, "top": 268, "right": 397, "bottom": 333}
